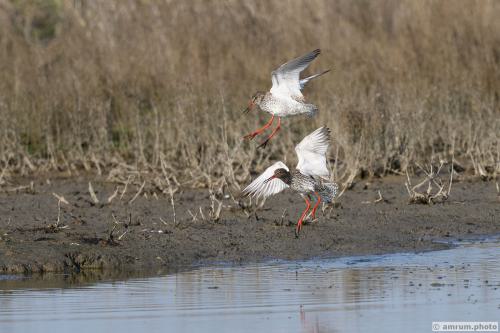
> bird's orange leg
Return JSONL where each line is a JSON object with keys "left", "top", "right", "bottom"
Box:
{"left": 295, "top": 196, "right": 311, "bottom": 238}
{"left": 243, "top": 115, "right": 274, "bottom": 140}
{"left": 310, "top": 192, "right": 321, "bottom": 220}
{"left": 257, "top": 117, "right": 281, "bottom": 149}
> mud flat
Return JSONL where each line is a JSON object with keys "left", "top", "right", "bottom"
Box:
{"left": 0, "top": 175, "right": 498, "bottom": 274}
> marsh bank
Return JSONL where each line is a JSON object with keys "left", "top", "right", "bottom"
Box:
{"left": 0, "top": 175, "right": 498, "bottom": 274}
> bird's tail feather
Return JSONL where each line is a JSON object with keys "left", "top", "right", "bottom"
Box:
{"left": 305, "top": 104, "right": 318, "bottom": 117}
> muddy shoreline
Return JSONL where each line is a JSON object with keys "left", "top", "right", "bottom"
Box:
{"left": 0, "top": 175, "right": 499, "bottom": 275}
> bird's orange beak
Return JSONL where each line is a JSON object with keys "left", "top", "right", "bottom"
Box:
{"left": 264, "top": 175, "right": 276, "bottom": 183}
{"left": 243, "top": 101, "right": 254, "bottom": 114}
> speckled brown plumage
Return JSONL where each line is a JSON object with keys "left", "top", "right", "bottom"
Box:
{"left": 241, "top": 127, "right": 337, "bottom": 237}
{"left": 242, "top": 49, "right": 329, "bottom": 148}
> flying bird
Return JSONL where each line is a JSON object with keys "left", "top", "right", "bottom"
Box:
{"left": 243, "top": 49, "right": 330, "bottom": 148}
{"left": 242, "top": 127, "right": 338, "bottom": 237}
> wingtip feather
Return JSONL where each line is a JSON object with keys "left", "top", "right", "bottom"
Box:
{"left": 311, "top": 49, "right": 321, "bottom": 58}
{"left": 315, "top": 126, "right": 331, "bottom": 142}
{"left": 320, "top": 69, "right": 331, "bottom": 75}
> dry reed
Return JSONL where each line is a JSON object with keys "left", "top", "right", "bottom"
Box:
{"left": 0, "top": 0, "right": 498, "bottom": 192}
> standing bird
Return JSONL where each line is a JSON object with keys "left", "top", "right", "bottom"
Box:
{"left": 243, "top": 49, "right": 330, "bottom": 148}
{"left": 242, "top": 127, "right": 338, "bottom": 237}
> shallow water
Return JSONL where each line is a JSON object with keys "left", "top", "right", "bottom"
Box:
{"left": 1, "top": 240, "right": 499, "bottom": 333}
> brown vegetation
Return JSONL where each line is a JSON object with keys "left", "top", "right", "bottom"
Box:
{"left": 0, "top": 0, "right": 499, "bottom": 193}
{"left": 405, "top": 160, "right": 452, "bottom": 204}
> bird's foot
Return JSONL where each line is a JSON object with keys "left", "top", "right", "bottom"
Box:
{"left": 243, "top": 132, "right": 258, "bottom": 140}
{"left": 295, "top": 223, "right": 302, "bottom": 238}
{"left": 257, "top": 139, "right": 270, "bottom": 149}
{"left": 304, "top": 212, "right": 317, "bottom": 222}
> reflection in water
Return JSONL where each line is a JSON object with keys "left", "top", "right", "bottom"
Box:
{"left": 0, "top": 267, "right": 172, "bottom": 291}
{"left": 0, "top": 242, "right": 499, "bottom": 333}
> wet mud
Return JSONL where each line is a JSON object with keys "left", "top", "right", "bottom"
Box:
{"left": 0, "top": 175, "right": 498, "bottom": 274}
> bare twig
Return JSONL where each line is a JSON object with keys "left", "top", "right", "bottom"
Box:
{"left": 199, "top": 206, "right": 206, "bottom": 221}
{"left": 119, "top": 175, "right": 133, "bottom": 201}
{"left": 3, "top": 183, "right": 35, "bottom": 193}
{"left": 374, "top": 190, "right": 384, "bottom": 203}
{"left": 165, "top": 177, "right": 178, "bottom": 226}
{"left": 52, "top": 192, "right": 70, "bottom": 205}
{"left": 207, "top": 188, "right": 223, "bottom": 222}
{"left": 405, "top": 160, "right": 452, "bottom": 204}
{"left": 128, "top": 180, "right": 146, "bottom": 204}
{"left": 108, "top": 213, "right": 129, "bottom": 243}
{"left": 336, "top": 170, "right": 356, "bottom": 199}
{"left": 51, "top": 196, "right": 70, "bottom": 229}
{"left": 0, "top": 168, "right": 6, "bottom": 186}
{"left": 117, "top": 229, "right": 129, "bottom": 241}
{"left": 362, "top": 190, "right": 384, "bottom": 204}
{"left": 91, "top": 153, "right": 102, "bottom": 176}
{"left": 107, "top": 187, "right": 119, "bottom": 203}
{"left": 275, "top": 208, "right": 287, "bottom": 226}
{"left": 187, "top": 209, "right": 198, "bottom": 222}
{"left": 88, "top": 182, "right": 99, "bottom": 204}
{"left": 56, "top": 199, "right": 62, "bottom": 227}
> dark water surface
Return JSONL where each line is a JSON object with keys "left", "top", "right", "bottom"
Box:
{"left": 0, "top": 239, "right": 499, "bottom": 333}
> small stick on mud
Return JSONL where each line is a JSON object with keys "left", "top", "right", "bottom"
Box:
{"left": 108, "top": 213, "right": 129, "bottom": 244}
{"left": 107, "top": 223, "right": 118, "bottom": 245}
{"left": 362, "top": 190, "right": 384, "bottom": 204}
{"left": 51, "top": 196, "right": 69, "bottom": 229}
{"left": 448, "top": 141, "right": 455, "bottom": 196}
{"left": 56, "top": 199, "right": 62, "bottom": 227}
{"left": 275, "top": 209, "right": 287, "bottom": 226}
{"left": 165, "top": 177, "right": 178, "bottom": 226}
{"left": 187, "top": 209, "right": 198, "bottom": 222}
{"left": 107, "top": 187, "right": 119, "bottom": 203}
{"left": 336, "top": 170, "right": 356, "bottom": 200}
{"left": 120, "top": 175, "right": 133, "bottom": 201}
{"left": 0, "top": 168, "right": 6, "bottom": 186}
{"left": 128, "top": 181, "right": 146, "bottom": 205}
{"left": 91, "top": 153, "right": 102, "bottom": 176}
{"left": 159, "top": 216, "right": 178, "bottom": 231}
{"left": 111, "top": 213, "right": 120, "bottom": 225}
{"left": 199, "top": 206, "right": 206, "bottom": 221}
{"left": 117, "top": 228, "right": 128, "bottom": 241}
{"left": 88, "top": 182, "right": 100, "bottom": 204}
{"left": 52, "top": 192, "right": 70, "bottom": 205}
{"left": 4, "top": 182, "right": 35, "bottom": 193}
{"left": 405, "top": 160, "right": 452, "bottom": 204}
{"left": 159, "top": 217, "right": 168, "bottom": 226}
{"left": 208, "top": 188, "right": 223, "bottom": 222}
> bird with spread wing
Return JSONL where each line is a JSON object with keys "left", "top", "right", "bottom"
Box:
{"left": 243, "top": 49, "right": 330, "bottom": 148}
{"left": 242, "top": 127, "right": 338, "bottom": 237}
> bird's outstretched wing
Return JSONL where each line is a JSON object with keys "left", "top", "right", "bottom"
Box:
{"left": 295, "top": 127, "right": 331, "bottom": 179}
{"left": 241, "top": 161, "right": 290, "bottom": 199}
{"left": 270, "top": 49, "right": 321, "bottom": 99}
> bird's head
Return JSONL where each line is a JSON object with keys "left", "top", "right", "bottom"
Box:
{"left": 264, "top": 168, "right": 291, "bottom": 185}
{"left": 243, "top": 91, "right": 265, "bottom": 114}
